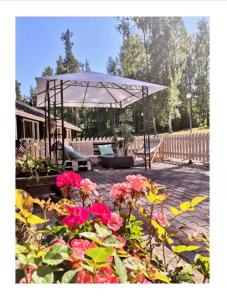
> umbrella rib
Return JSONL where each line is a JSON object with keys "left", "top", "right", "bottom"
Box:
{"left": 82, "top": 82, "right": 89, "bottom": 104}
{"left": 100, "top": 82, "right": 121, "bottom": 107}
{"left": 112, "top": 83, "right": 141, "bottom": 98}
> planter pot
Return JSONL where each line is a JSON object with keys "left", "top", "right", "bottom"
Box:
{"left": 16, "top": 175, "right": 61, "bottom": 198}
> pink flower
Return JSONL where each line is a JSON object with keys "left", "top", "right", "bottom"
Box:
{"left": 56, "top": 171, "right": 82, "bottom": 189}
{"left": 137, "top": 274, "right": 152, "bottom": 284}
{"left": 61, "top": 205, "right": 89, "bottom": 227}
{"left": 89, "top": 203, "right": 111, "bottom": 224}
{"left": 107, "top": 212, "right": 123, "bottom": 231}
{"left": 94, "top": 273, "right": 120, "bottom": 284}
{"left": 19, "top": 266, "right": 34, "bottom": 284}
{"left": 76, "top": 270, "right": 93, "bottom": 283}
{"left": 109, "top": 182, "right": 131, "bottom": 199}
{"left": 126, "top": 174, "right": 146, "bottom": 192}
{"left": 81, "top": 178, "right": 97, "bottom": 194}
{"left": 152, "top": 211, "right": 170, "bottom": 227}
{"left": 94, "top": 267, "right": 120, "bottom": 283}
{"left": 70, "top": 239, "right": 95, "bottom": 262}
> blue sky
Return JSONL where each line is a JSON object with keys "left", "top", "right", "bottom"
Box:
{"left": 16, "top": 17, "right": 206, "bottom": 97}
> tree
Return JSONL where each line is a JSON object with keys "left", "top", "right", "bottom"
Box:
{"left": 42, "top": 66, "right": 53, "bottom": 76}
{"left": 28, "top": 86, "right": 37, "bottom": 107}
{"left": 106, "top": 57, "right": 121, "bottom": 76}
{"left": 16, "top": 80, "right": 22, "bottom": 101}
{"left": 193, "top": 19, "right": 210, "bottom": 127}
{"left": 56, "top": 55, "right": 67, "bottom": 74}
{"left": 61, "top": 29, "right": 80, "bottom": 73}
{"left": 80, "top": 58, "right": 91, "bottom": 72}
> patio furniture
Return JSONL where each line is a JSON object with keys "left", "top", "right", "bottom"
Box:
{"left": 134, "top": 138, "right": 163, "bottom": 163}
{"left": 70, "top": 141, "right": 99, "bottom": 165}
{"left": 101, "top": 155, "right": 134, "bottom": 169}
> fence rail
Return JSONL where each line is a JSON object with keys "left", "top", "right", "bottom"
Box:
{"left": 19, "top": 132, "right": 209, "bottom": 163}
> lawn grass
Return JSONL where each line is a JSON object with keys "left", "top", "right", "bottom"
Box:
{"left": 159, "top": 127, "right": 209, "bottom": 136}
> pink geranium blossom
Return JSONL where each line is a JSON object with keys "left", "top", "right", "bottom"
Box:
{"left": 152, "top": 211, "right": 170, "bottom": 227}
{"left": 76, "top": 270, "right": 93, "bottom": 283}
{"left": 109, "top": 182, "right": 131, "bottom": 199}
{"left": 61, "top": 205, "right": 89, "bottom": 227}
{"left": 107, "top": 212, "right": 123, "bottom": 231}
{"left": 70, "top": 239, "right": 95, "bottom": 262}
{"left": 81, "top": 178, "right": 97, "bottom": 194}
{"left": 94, "top": 267, "right": 120, "bottom": 283}
{"left": 89, "top": 202, "right": 111, "bottom": 224}
{"left": 126, "top": 174, "right": 146, "bottom": 192}
{"left": 56, "top": 171, "right": 82, "bottom": 189}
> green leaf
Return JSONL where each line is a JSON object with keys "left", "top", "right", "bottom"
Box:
{"left": 85, "top": 247, "right": 114, "bottom": 263}
{"left": 180, "top": 201, "right": 191, "bottom": 212}
{"left": 79, "top": 232, "right": 103, "bottom": 245}
{"left": 172, "top": 245, "right": 201, "bottom": 253}
{"left": 123, "top": 257, "right": 145, "bottom": 271}
{"left": 16, "top": 189, "right": 33, "bottom": 218}
{"left": 95, "top": 223, "right": 112, "bottom": 238}
{"left": 42, "top": 244, "right": 71, "bottom": 266}
{"left": 170, "top": 207, "right": 180, "bottom": 216}
{"left": 61, "top": 270, "right": 78, "bottom": 283}
{"left": 27, "top": 214, "right": 48, "bottom": 225}
{"left": 103, "top": 235, "right": 124, "bottom": 248}
{"left": 114, "top": 253, "right": 128, "bottom": 283}
{"left": 51, "top": 225, "right": 66, "bottom": 234}
{"left": 31, "top": 266, "right": 54, "bottom": 283}
{"left": 15, "top": 213, "right": 27, "bottom": 224}
{"left": 16, "top": 244, "right": 28, "bottom": 254}
{"left": 191, "top": 196, "right": 207, "bottom": 207}
{"left": 155, "top": 271, "right": 170, "bottom": 283}
{"left": 16, "top": 253, "right": 28, "bottom": 265}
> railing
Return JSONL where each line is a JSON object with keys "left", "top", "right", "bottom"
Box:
{"left": 19, "top": 132, "right": 209, "bottom": 163}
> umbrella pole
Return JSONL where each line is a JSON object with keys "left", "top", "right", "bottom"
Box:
{"left": 47, "top": 80, "right": 51, "bottom": 161}
{"left": 142, "top": 86, "right": 147, "bottom": 170}
{"left": 146, "top": 89, "right": 151, "bottom": 169}
{"left": 60, "top": 80, "right": 65, "bottom": 164}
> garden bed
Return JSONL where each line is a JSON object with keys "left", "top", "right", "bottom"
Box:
{"left": 16, "top": 175, "right": 60, "bottom": 198}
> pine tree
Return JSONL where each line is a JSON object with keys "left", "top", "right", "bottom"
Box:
{"left": 16, "top": 80, "right": 22, "bottom": 101}
{"left": 56, "top": 55, "right": 67, "bottom": 74}
{"left": 42, "top": 66, "right": 53, "bottom": 76}
{"left": 61, "top": 29, "right": 80, "bottom": 73}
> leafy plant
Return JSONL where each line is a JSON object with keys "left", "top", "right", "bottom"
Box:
{"left": 15, "top": 172, "right": 209, "bottom": 284}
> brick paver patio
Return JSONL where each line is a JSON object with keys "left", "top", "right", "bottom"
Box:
{"left": 79, "top": 162, "right": 209, "bottom": 264}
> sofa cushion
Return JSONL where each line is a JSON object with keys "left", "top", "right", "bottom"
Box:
{"left": 64, "top": 145, "right": 84, "bottom": 159}
{"left": 98, "top": 144, "right": 115, "bottom": 156}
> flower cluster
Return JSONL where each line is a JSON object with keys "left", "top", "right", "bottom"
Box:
{"left": 61, "top": 202, "right": 123, "bottom": 232}
{"left": 110, "top": 174, "right": 146, "bottom": 206}
{"left": 61, "top": 205, "right": 90, "bottom": 227}
{"left": 56, "top": 171, "right": 82, "bottom": 198}
{"left": 152, "top": 211, "right": 170, "bottom": 227}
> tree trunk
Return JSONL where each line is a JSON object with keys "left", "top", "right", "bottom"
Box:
{"left": 153, "top": 116, "right": 157, "bottom": 136}
{"left": 168, "top": 114, "right": 173, "bottom": 133}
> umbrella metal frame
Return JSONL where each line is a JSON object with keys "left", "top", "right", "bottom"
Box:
{"left": 42, "top": 79, "right": 154, "bottom": 170}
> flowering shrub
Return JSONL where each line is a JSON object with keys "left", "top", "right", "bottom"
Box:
{"left": 16, "top": 154, "right": 63, "bottom": 178}
{"left": 15, "top": 172, "right": 209, "bottom": 284}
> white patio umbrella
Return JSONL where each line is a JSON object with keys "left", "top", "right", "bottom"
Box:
{"left": 35, "top": 71, "right": 167, "bottom": 169}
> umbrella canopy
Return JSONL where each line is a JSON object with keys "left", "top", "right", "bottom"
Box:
{"left": 36, "top": 71, "right": 167, "bottom": 108}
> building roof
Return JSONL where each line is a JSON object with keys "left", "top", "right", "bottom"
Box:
{"left": 16, "top": 101, "right": 81, "bottom": 132}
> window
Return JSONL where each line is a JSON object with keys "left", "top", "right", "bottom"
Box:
{"left": 23, "top": 119, "right": 40, "bottom": 140}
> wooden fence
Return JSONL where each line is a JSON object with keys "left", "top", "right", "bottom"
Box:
{"left": 19, "top": 132, "right": 209, "bottom": 163}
